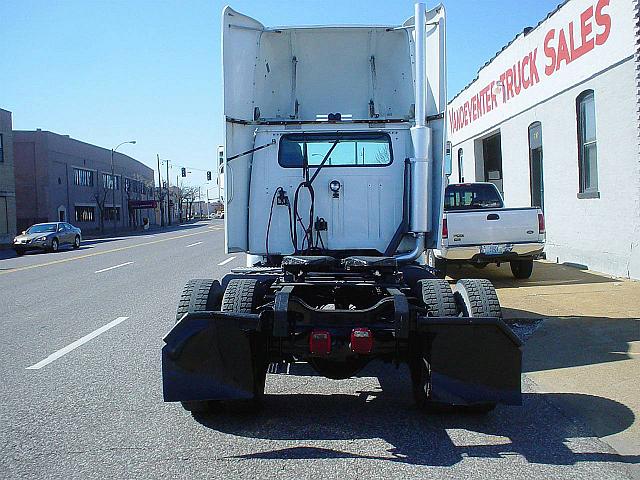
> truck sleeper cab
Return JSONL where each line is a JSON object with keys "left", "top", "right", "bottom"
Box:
{"left": 161, "top": 2, "right": 523, "bottom": 417}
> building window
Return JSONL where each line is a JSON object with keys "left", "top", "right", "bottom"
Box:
{"left": 75, "top": 206, "right": 95, "bottom": 222}
{"left": 74, "top": 168, "right": 94, "bottom": 187}
{"left": 0, "top": 197, "right": 8, "bottom": 234}
{"left": 103, "top": 207, "right": 120, "bottom": 221}
{"left": 457, "top": 148, "right": 464, "bottom": 183}
{"left": 125, "top": 178, "right": 141, "bottom": 194}
{"left": 528, "top": 122, "right": 544, "bottom": 211}
{"left": 577, "top": 90, "right": 598, "bottom": 197}
{"left": 0, "top": 134, "right": 4, "bottom": 162}
{"left": 102, "top": 173, "right": 120, "bottom": 190}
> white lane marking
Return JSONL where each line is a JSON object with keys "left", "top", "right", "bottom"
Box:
{"left": 94, "top": 261, "right": 134, "bottom": 274}
{"left": 217, "top": 256, "right": 236, "bottom": 266}
{"left": 26, "top": 317, "right": 129, "bottom": 370}
{"left": 185, "top": 241, "right": 203, "bottom": 248}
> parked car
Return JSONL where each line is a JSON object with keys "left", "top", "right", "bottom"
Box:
{"left": 429, "top": 182, "right": 545, "bottom": 279}
{"left": 213, "top": 211, "right": 224, "bottom": 219}
{"left": 13, "top": 222, "right": 82, "bottom": 256}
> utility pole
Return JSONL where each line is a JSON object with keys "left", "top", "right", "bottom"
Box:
{"left": 198, "top": 186, "right": 202, "bottom": 218}
{"left": 206, "top": 189, "right": 210, "bottom": 218}
{"left": 111, "top": 149, "right": 116, "bottom": 233}
{"left": 157, "top": 154, "right": 164, "bottom": 227}
{"left": 166, "top": 159, "right": 171, "bottom": 226}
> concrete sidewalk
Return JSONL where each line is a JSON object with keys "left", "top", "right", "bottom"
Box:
{"left": 449, "top": 261, "right": 639, "bottom": 473}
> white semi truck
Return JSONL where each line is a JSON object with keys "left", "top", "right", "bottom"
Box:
{"left": 162, "top": 2, "right": 522, "bottom": 414}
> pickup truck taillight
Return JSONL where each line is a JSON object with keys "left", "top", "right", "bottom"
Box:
{"left": 442, "top": 217, "right": 448, "bottom": 239}
{"left": 538, "top": 213, "right": 545, "bottom": 235}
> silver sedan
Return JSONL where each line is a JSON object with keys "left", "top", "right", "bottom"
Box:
{"left": 12, "top": 222, "right": 82, "bottom": 256}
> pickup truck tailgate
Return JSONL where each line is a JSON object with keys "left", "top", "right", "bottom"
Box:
{"left": 445, "top": 208, "right": 542, "bottom": 246}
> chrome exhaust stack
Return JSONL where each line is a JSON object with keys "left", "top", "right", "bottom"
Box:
{"left": 397, "top": 1, "right": 431, "bottom": 263}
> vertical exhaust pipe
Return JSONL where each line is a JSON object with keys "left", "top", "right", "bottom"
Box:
{"left": 409, "top": 0, "right": 431, "bottom": 234}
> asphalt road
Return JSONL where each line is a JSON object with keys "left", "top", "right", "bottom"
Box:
{"left": 0, "top": 221, "right": 635, "bottom": 479}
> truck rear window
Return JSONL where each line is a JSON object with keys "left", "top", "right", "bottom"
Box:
{"left": 278, "top": 132, "right": 392, "bottom": 168}
{"left": 444, "top": 183, "right": 504, "bottom": 211}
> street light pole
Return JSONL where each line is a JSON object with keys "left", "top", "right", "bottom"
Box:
{"left": 111, "top": 140, "right": 136, "bottom": 233}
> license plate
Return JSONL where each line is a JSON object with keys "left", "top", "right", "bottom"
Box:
{"left": 480, "top": 244, "right": 513, "bottom": 256}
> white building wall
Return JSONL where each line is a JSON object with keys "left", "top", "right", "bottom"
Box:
{"left": 448, "top": 0, "right": 639, "bottom": 279}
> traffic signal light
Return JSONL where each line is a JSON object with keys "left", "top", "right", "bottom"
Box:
{"left": 207, "top": 171, "right": 212, "bottom": 181}
{"left": 181, "top": 167, "right": 186, "bottom": 177}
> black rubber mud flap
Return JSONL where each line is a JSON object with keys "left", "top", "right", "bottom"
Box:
{"left": 418, "top": 317, "right": 522, "bottom": 406}
{"left": 162, "top": 311, "right": 263, "bottom": 402}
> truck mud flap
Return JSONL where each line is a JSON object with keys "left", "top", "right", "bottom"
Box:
{"left": 162, "top": 311, "right": 263, "bottom": 402}
{"left": 417, "top": 317, "right": 522, "bottom": 405}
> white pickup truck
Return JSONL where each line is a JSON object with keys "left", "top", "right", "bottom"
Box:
{"left": 429, "top": 182, "right": 545, "bottom": 279}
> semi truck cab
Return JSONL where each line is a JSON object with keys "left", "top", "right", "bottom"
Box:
{"left": 161, "top": 2, "right": 523, "bottom": 416}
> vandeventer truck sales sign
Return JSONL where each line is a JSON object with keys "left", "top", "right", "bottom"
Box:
{"left": 448, "top": 0, "right": 635, "bottom": 139}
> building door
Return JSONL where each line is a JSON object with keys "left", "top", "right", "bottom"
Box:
{"left": 58, "top": 205, "right": 66, "bottom": 222}
{"left": 482, "top": 132, "right": 503, "bottom": 196}
{"left": 528, "top": 122, "right": 544, "bottom": 211}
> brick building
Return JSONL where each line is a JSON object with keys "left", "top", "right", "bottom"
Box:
{"left": 13, "top": 130, "right": 156, "bottom": 233}
{"left": 0, "top": 109, "right": 17, "bottom": 244}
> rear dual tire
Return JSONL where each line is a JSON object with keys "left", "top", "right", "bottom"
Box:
{"left": 175, "top": 279, "right": 222, "bottom": 414}
{"left": 177, "top": 278, "right": 265, "bottom": 414}
{"left": 412, "top": 278, "right": 499, "bottom": 413}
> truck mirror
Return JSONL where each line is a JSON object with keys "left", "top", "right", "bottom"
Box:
{"left": 444, "top": 141, "right": 452, "bottom": 176}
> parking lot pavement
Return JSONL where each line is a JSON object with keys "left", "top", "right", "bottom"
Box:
{"left": 448, "top": 260, "right": 640, "bottom": 476}
{"left": 0, "top": 233, "right": 638, "bottom": 479}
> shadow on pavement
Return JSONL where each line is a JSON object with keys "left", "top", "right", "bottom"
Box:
{"left": 502, "top": 308, "right": 639, "bottom": 374}
{"left": 446, "top": 261, "right": 619, "bottom": 288}
{"left": 194, "top": 365, "right": 637, "bottom": 468}
{"left": 0, "top": 245, "right": 95, "bottom": 260}
{"left": 82, "top": 221, "right": 212, "bottom": 247}
{"left": 83, "top": 221, "right": 210, "bottom": 244}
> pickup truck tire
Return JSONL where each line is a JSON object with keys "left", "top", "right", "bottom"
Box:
{"left": 510, "top": 259, "right": 534, "bottom": 279}
{"left": 427, "top": 250, "right": 447, "bottom": 279}
{"left": 175, "top": 279, "right": 223, "bottom": 413}
{"left": 454, "top": 279, "right": 502, "bottom": 319}
{"left": 418, "top": 279, "right": 458, "bottom": 316}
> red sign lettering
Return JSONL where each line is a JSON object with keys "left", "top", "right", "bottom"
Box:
{"left": 450, "top": 0, "right": 613, "bottom": 135}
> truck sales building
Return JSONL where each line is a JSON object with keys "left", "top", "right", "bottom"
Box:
{"left": 447, "top": 0, "right": 639, "bottom": 279}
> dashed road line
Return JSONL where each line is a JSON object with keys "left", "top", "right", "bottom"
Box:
{"left": 95, "top": 261, "right": 133, "bottom": 273}
{"left": 217, "top": 256, "right": 236, "bottom": 266}
{"left": 185, "top": 241, "right": 203, "bottom": 248}
{"left": 26, "top": 317, "right": 129, "bottom": 370}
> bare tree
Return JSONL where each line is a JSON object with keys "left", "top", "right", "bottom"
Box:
{"left": 181, "top": 186, "right": 198, "bottom": 221}
{"left": 94, "top": 177, "right": 110, "bottom": 233}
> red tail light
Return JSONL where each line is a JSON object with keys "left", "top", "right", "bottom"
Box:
{"left": 309, "top": 330, "right": 331, "bottom": 355}
{"left": 350, "top": 328, "right": 374, "bottom": 354}
{"left": 538, "top": 213, "right": 545, "bottom": 234}
{"left": 442, "top": 217, "right": 448, "bottom": 239}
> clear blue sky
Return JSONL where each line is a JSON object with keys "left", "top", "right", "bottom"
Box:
{"left": 3, "top": 0, "right": 560, "bottom": 185}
